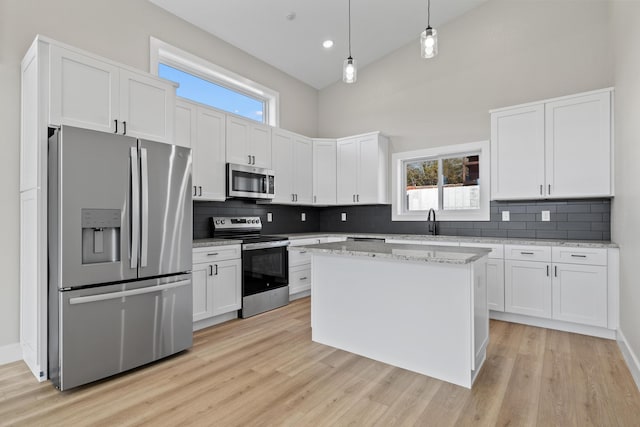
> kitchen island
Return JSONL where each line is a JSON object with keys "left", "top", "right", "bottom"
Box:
{"left": 288, "top": 241, "right": 490, "bottom": 388}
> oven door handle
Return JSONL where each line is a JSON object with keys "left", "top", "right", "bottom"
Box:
{"left": 243, "top": 241, "right": 290, "bottom": 251}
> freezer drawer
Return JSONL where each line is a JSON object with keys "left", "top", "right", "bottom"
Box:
{"left": 50, "top": 274, "right": 192, "bottom": 390}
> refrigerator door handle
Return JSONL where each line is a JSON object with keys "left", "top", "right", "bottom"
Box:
{"left": 130, "top": 147, "right": 139, "bottom": 269}
{"left": 68, "top": 279, "right": 191, "bottom": 305}
{"left": 140, "top": 147, "right": 149, "bottom": 268}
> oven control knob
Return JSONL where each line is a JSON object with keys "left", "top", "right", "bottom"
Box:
{"left": 214, "top": 220, "right": 220, "bottom": 225}
{"left": 221, "top": 219, "right": 226, "bottom": 225}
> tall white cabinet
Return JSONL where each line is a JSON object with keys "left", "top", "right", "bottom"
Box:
{"left": 271, "top": 128, "right": 313, "bottom": 204}
{"left": 336, "top": 132, "right": 389, "bottom": 205}
{"left": 20, "top": 36, "right": 177, "bottom": 380}
{"left": 312, "top": 139, "right": 337, "bottom": 205}
{"left": 490, "top": 88, "right": 613, "bottom": 200}
{"left": 175, "top": 99, "right": 226, "bottom": 201}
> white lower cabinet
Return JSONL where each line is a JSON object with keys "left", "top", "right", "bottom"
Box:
{"left": 505, "top": 260, "right": 552, "bottom": 318}
{"left": 192, "top": 246, "right": 241, "bottom": 323}
{"left": 552, "top": 263, "right": 608, "bottom": 327}
{"left": 288, "top": 236, "right": 348, "bottom": 297}
{"left": 460, "top": 242, "right": 505, "bottom": 312}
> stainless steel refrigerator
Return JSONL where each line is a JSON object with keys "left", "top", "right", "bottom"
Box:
{"left": 48, "top": 126, "right": 193, "bottom": 390}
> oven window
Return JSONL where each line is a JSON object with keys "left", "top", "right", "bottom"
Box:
{"left": 243, "top": 246, "right": 288, "bottom": 296}
{"left": 232, "top": 171, "right": 265, "bottom": 193}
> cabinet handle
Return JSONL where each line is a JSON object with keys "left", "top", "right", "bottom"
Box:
{"left": 252, "top": 155, "right": 256, "bottom": 165}
{"left": 520, "top": 251, "right": 534, "bottom": 255}
{"left": 207, "top": 252, "right": 219, "bottom": 256}
{"left": 199, "top": 186, "right": 202, "bottom": 197}
{"left": 295, "top": 194, "right": 298, "bottom": 202}
{"left": 546, "top": 265, "right": 549, "bottom": 276}
{"left": 291, "top": 194, "right": 294, "bottom": 202}
{"left": 314, "top": 195, "right": 317, "bottom": 203}
{"left": 539, "top": 185, "right": 543, "bottom": 195}
{"left": 570, "top": 254, "right": 587, "bottom": 258}
{"left": 215, "top": 264, "right": 218, "bottom": 275}
{"left": 300, "top": 277, "right": 308, "bottom": 281}
{"left": 554, "top": 265, "right": 558, "bottom": 277}
{"left": 193, "top": 185, "right": 197, "bottom": 196}
{"left": 548, "top": 184, "right": 551, "bottom": 195}
{"left": 357, "top": 194, "right": 360, "bottom": 202}
{"left": 209, "top": 265, "right": 213, "bottom": 276}
{"left": 353, "top": 194, "right": 356, "bottom": 202}
{"left": 123, "top": 121, "right": 127, "bottom": 135}
{"left": 299, "top": 251, "right": 307, "bottom": 254}
{"left": 114, "top": 119, "right": 118, "bottom": 134}
{"left": 248, "top": 155, "right": 252, "bottom": 164}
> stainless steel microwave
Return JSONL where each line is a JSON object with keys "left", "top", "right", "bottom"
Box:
{"left": 227, "top": 163, "right": 275, "bottom": 200}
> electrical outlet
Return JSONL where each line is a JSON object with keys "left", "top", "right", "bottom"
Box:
{"left": 341, "top": 212, "right": 347, "bottom": 222}
{"left": 541, "top": 210, "right": 551, "bottom": 221}
{"left": 267, "top": 212, "right": 273, "bottom": 222}
{"left": 301, "top": 213, "right": 306, "bottom": 222}
{"left": 502, "top": 211, "right": 510, "bottom": 221}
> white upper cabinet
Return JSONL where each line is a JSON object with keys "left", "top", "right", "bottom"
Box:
{"left": 490, "top": 88, "right": 613, "bottom": 200}
{"left": 337, "top": 132, "right": 389, "bottom": 205}
{"left": 545, "top": 91, "right": 612, "bottom": 198}
{"left": 226, "top": 115, "right": 272, "bottom": 169}
{"left": 491, "top": 104, "right": 545, "bottom": 200}
{"left": 49, "top": 45, "right": 176, "bottom": 143}
{"left": 271, "top": 128, "right": 313, "bottom": 205}
{"left": 313, "top": 139, "right": 337, "bottom": 205}
{"left": 175, "top": 99, "right": 226, "bottom": 201}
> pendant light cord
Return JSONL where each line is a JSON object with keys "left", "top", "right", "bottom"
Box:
{"left": 427, "top": 0, "right": 431, "bottom": 28}
{"left": 348, "top": 0, "right": 352, "bottom": 58}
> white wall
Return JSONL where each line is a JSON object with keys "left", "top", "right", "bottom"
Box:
{"left": 611, "top": 1, "right": 640, "bottom": 384}
{"left": 0, "top": 0, "right": 318, "bottom": 348}
{"left": 318, "top": 0, "right": 614, "bottom": 153}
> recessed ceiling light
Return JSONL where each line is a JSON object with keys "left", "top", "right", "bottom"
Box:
{"left": 322, "top": 40, "right": 334, "bottom": 49}
{"left": 285, "top": 12, "right": 296, "bottom": 21}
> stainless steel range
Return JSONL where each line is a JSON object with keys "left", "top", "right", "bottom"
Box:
{"left": 212, "top": 216, "right": 289, "bottom": 318}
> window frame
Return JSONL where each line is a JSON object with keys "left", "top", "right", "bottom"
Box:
{"left": 150, "top": 37, "right": 279, "bottom": 127}
{"left": 391, "top": 140, "right": 490, "bottom": 221}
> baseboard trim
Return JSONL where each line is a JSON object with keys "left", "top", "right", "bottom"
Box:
{"left": 193, "top": 311, "right": 238, "bottom": 332}
{"left": 0, "top": 342, "right": 23, "bottom": 365}
{"left": 290, "top": 290, "right": 311, "bottom": 301}
{"left": 617, "top": 329, "right": 640, "bottom": 391}
{"left": 490, "top": 311, "right": 616, "bottom": 340}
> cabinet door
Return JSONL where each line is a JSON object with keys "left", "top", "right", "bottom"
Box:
{"left": 505, "top": 260, "right": 551, "bottom": 318}
{"left": 271, "top": 129, "right": 294, "bottom": 204}
{"left": 174, "top": 100, "right": 195, "bottom": 149}
{"left": 491, "top": 104, "right": 545, "bottom": 200}
{"left": 226, "top": 116, "right": 251, "bottom": 165}
{"left": 487, "top": 259, "right": 505, "bottom": 312}
{"left": 356, "top": 135, "right": 380, "bottom": 204}
{"left": 49, "top": 45, "right": 119, "bottom": 133}
{"left": 119, "top": 70, "right": 175, "bottom": 143}
{"left": 249, "top": 123, "right": 272, "bottom": 169}
{"left": 313, "top": 140, "right": 337, "bottom": 205}
{"left": 192, "top": 263, "right": 213, "bottom": 322}
{"left": 552, "top": 263, "right": 607, "bottom": 327}
{"left": 293, "top": 136, "right": 314, "bottom": 204}
{"left": 194, "top": 106, "right": 226, "bottom": 201}
{"left": 545, "top": 92, "right": 612, "bottom": 198}
{"left": 337, "top": 138, "right": 358, "bottom": 204}
{"left": 211, "top": 259, "right": 242, "bottom": 316}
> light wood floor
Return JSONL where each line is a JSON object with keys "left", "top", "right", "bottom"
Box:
{"left": 2, "top": 297, "right": 640, "bottom": 426}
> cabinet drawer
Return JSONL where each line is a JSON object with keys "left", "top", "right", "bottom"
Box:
{"left": 193, "top": 245, "right": 241, "bottom": 263}
{"left": 289, "top": 265, "right": 311, "bottom": 294}
{"left": 460, "top": 242, "right": 504, "bottom": 259}
{"left": 289, "top": 247, "right": 312, "bottom": 267}
{"left": 552, "top": 247, "right": 607, "bottom": 266}
{"left": 504, "top": 245, "right": 551, "bottom": 262}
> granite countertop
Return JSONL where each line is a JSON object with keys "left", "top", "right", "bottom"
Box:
{"left": 193, "top": 238, "right": 242, "bottom": 248}
{"left": 277, "top": 232, "right": 618, "bottom": 248}
{"left": 288, "top": 241, "right": 491, "bottom": 265}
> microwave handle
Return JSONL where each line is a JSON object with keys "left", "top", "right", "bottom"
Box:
{"left": 263, "top": 176, "right": 267, "bottom": 193}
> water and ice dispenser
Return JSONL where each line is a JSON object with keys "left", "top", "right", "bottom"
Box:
{"left": 81, "top": 209, "right": 121, "bottom": 264}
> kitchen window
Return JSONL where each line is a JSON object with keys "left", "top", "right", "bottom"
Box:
{"left": 392, "top": 141, "right": 490, "bottom": 221}
{"left": 150, "top": 37, "right": 279, "bottom": 126}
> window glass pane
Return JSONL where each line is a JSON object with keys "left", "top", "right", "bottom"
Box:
{"left": 442, "top": 155, "right": 480, "bottom": 210}
{"left": 405, "top": 159, "right": 439, "bottom": 211}
{"left": 158, "top": 63, "right": 265, "bottom": 123}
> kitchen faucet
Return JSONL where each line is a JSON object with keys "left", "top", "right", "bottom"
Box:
{"left": 427, "top": 208, "right": 437, "bottom": 235}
